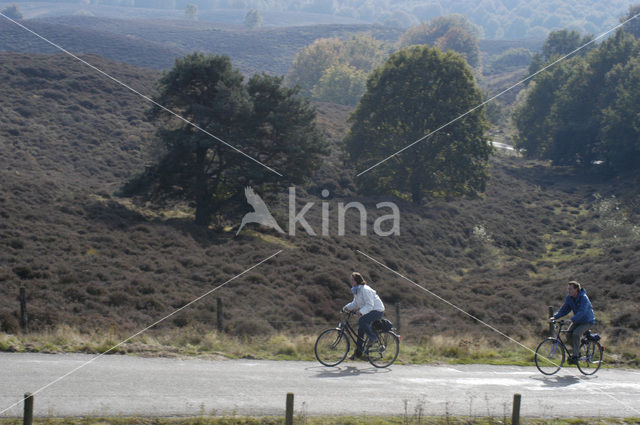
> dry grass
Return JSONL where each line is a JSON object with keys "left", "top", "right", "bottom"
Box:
{"left": 2, "top": 326, "right": 638, "bottom": 368}
{"left": 0, "top": 414, "right": 639, "bottom": 425}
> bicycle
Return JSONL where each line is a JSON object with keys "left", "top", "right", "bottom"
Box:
{"left": 534, "top": 319, "right": 604, "bottom": 375}
{"left": 314, "top": 311, "right": 400, "bottom": 368}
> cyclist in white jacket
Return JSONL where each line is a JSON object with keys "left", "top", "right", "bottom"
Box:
{"left": 343, "top": 272, "right": 385, "bottom": 359}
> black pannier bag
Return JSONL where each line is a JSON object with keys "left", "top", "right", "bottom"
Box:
{"left": 372, "top": 318, "right": 393, "bottom": 332}
{"left": 581, "top": 330, "right": 601, "bottom": 343}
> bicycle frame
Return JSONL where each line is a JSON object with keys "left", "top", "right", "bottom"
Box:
{"left": 549, "top": 320, "right": 572, "bottom": 357}
{"left": 336, "top": 312, "right": 369, "bottom": 348}
{"left": 337, "top": 311, "right": 391, "bottom": 350}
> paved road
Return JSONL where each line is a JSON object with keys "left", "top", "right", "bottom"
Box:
{"left": 1, "top": 353, "right": 639, "bottom": 418}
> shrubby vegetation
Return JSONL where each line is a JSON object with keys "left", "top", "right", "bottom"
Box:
{"left": 379, "top": 8, "right": 417, "bottom": 29}
{"left": 513, "top": 29, "right": 640, "bottom": 175}
{"left": 0, "top": 18, "right": 185, "bottom": 70}
{"left": 486, "top": 47, "right": 532, "bottom": 74}
{"left": 3, "top": 18, "right": 640, "bottom": 362}
{"left": 0, "top": 17, "right": 404, "bottom": 76}
{"left": 345, "top": 45, "right": 491, "bottom": 203}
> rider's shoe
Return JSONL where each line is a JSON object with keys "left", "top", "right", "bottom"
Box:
{"left": 349, "top": 350, "right": 362, "bottom": 360}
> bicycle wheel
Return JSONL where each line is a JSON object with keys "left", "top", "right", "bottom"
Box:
{"left": 367, "top": 331, "right": 399, "bottom": 368}
{"left": 577, "top": 340, "right": 603, "bottom": 375}
{"left": 315, "top": 328, "right": 350, "bottom": 366}
{"left": 535, "top": 338, "right": 564, "bottom": 375}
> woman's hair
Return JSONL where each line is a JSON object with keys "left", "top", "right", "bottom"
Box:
{"left": 351, "top": 272, "right": 366, "bottom": 285}
{"left": 568, "top": 280, "right": 582, "bottom": 291}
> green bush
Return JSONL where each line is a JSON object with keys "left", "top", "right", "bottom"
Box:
{"left": 0, "top": 312, "right": 19, "bottom": 334}
{"left": 487, "top": 48, "right": 532, "bottom": 73}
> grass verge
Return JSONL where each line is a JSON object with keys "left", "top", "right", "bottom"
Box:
{"left": 1, "top": 416, "right": 640, "bottom": 425}
{"left": 1, "top": 326, "right": 637, "bottom": 368}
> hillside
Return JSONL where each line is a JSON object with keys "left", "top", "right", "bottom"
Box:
{"left": 6, "top": 2, "right": 366, "bottom": 26}
{"left": 8, "top": 16, "right": 403, "bottom": 75}
{"left": 6, "top": 0, "right": 636, "bottom": 39}
{"left": 1, "top": 53, "right": 640, "bottom": 357}
{"left": 4, "top": 16, "right": 542, "bottom": 76}
{"left": 0, "top": 19, "right": 187, "bottom": 70}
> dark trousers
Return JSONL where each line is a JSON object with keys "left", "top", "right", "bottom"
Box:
{"left": 567, "top": 322, "right": 591, "bottom": 357}
{"left": 356, "top": 310, "right": 384, "bottom": 353}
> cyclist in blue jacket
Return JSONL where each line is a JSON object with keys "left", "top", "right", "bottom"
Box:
{"left": 343, "top": 272, "right": 385, "bottom": 360}
{"left": 550, "top": 280, "right": 595, "bottom": 364}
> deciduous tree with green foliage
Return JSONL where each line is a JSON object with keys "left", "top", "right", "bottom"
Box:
{"left": 120, "top": 53, "right": 327, "bottom": 227}
{"left": 184, "top": 3, "right": 198, "bottom": 20}
{"left": 528, "top": 29, "right": 593, "bottom": 74}
{"left": 512, "top": 62, "right": 574, "bottom": 158}
{"left": 398, "top": 15, "right": 480, "bottom": 67}
{"left": 310, "top": 64, "right": 367, "bottom": 106}
{"left": 513, "top": 30, "right": 640, "bottom": 174}
{"left": 552, "top": 30, "right": 639, "bottom": 169}
{"left": 288, "top": 38, "right": 343, "bottom": 97}
{"left": 288, "top": 34, "right": 386, "bottom": 105}
{"left": 1, "top": 3, "right": 23, "bottom": 19}
{"left": 621, "top": 4, "right": 640, "bottom": 39}
{"left": 345, "top": 45, "right": 491, "bottom": 204}
{"left": 244, "top": 9, "right": 262, "bottom": 29}
{"left": 600, "top": 56, "right": 640, "bottom": 171}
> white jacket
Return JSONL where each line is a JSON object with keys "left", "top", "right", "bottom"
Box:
{"left": 344, "top": 284, "right": 385, "bottom": 315}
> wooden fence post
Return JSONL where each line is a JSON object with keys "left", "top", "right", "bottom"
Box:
{"left": 512, "top": 393, "right": 521, "bottom": 425}
{"left": 217, "top": 298, "right": 223, "bottom": 333}
{"left": 395, "top": 304, "right": 401, "bottom": 333}
{"left": 19, "top": 286, "right": 28, "bottom": 333}
{"left": 285, "top": 393, "right": 294, "bottom": 425}
{"left": 23, "top": 393, "right": 33, "bottom": 425}
{"left": 548, "top": 306, "right": 554, "bottom": 336}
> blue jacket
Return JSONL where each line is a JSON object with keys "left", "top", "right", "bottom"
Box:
{"left": 554, "top": 288, "right": 595, "bottom": 324}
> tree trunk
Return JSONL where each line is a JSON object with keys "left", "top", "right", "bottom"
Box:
{"left": 194, "top": 148, "right": 211, "bottom": 226}
{"left": 412, "top": 188, "right": 423, "bottom": 205}
{"left": 410, "top": 170, "right": 423, "bottom": 204}
{"left": 194, "top": 201, "right": 210, "bottom": 226}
